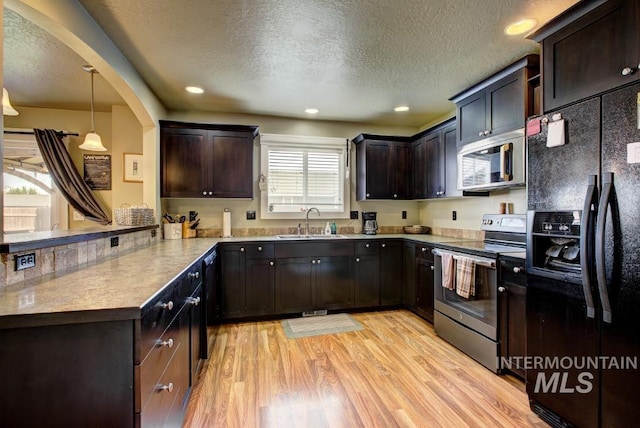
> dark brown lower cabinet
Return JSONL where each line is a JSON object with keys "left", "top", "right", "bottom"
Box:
{"left": 316, "top": 256, "right": 354, "bottom": 309}
{"left": 402, "top": 242, "right": 417, "bottom": 308}
{"left": 499, "top": 257, "right": 527, "bottom": 378}
{"left": 354, "top": 254, "right": 380, "bottom": 308}
{"left": 245, "top": 258, "right": 276, "bottom": 316}
{"left": 414, "top": 245, "right": 435, "bottom": 323}
{"left": 219, "top": 244, "right": 246, "bottom": 319}
{"left": 275, "top": 257, "right": 315, "bottom": 313}
{"left": 380, "top": 240, "right": 403, "bottom": 306}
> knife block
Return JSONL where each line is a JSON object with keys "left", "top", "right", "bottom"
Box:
{"left": 182, "top": 222, "right": 197, "bottom": 239}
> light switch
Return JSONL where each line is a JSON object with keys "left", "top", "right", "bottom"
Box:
{"left": 627, "top": 142, "right": 640, "bottom": 164}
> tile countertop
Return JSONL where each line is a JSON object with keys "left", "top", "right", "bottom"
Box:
{"left": 0, "top": 233, "right": 467, "bottom": 328}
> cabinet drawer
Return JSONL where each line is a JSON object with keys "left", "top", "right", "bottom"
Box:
{"left": 415, "top": 244, "right": 434, "bottom": 261}
{"left": 176, "top": 264, "right": 202, "bottom": 303}
{"left": 140, "top": 285, "right": 178, "bottom": 361}
{"left": 499, "top": 258, "right": 526, "bottom": 286}
{"left": 140, "top": 320, "right": 183, "bottom": 410}
{"left": 245, "top": 243, "right": 274, "bottom": 259}
{"left": 140, "top": 342, "right": 187, "bottom": 428}
{"left": 355, "top": 241, "right": 380, "bottom": 255}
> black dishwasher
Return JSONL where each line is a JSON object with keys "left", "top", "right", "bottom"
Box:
{"left": 202, "top": 249, "right": 218, "bottom": 359}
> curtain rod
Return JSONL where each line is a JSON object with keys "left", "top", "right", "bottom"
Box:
{"left": 3, "top": 130, "right": 79, "bottom": 137}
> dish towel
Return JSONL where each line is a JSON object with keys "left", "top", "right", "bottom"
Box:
{"left": 455, "top": 255, "right": 476, "bottom": 299}
{"left": 441, "top": 252, "right": 455, "bottom": 290}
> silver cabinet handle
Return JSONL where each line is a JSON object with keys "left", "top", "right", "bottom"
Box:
{"left": 202, "top": 191, "right": 207, "bottom": 195}
{"left": 430, "top": 265, "right": 434, "bottom": 271}
{"left": 381, "top": 243, "right": 386, "bottom": 248}
{"left": 393, "top": 193, "right": 398, "bottom": 198}
{"left": 355, "top": 257, "right": 360, "bottom": 262}
{"left": 159, "top": 301, "right": 174, "bottom": 311}
{"left": 187, "top": 296, "right": 200, "bottom": 306}
{"left": 317, "top": 259, "right": 321, "bottom": 264}
{"left": 478, "top": 131, "right": 484, "bottom": 137}
{"left": 240, "top": 247, "right": 245, "bottom": 252}
{"left": 188, "top": 272, "right": 200, "bottom": 279}
{"left": 208, "top": 191, "right": 213, "bottom": 195}
{"left": 257, "top": 246, "right": 263, "bottom": 252}
{"left": 622, "top": 67, "right": 634, "bottom": 76}
{"left": 312, "top": 260, "right": 316, "bottom": 264}
{"left": 485, "top": 130, "right": 491, "bottom": 136}
{"left": 269, "top": 261, "right": 274, "bottom": 266}
{"left": 158, "top": 383, "right": 174, "bottom": 393}
{"left": 512, "top": 267, "right": 522, "bottom": 274}
{"left": 365, "top": 243, "right": 370, "bottom": 248}
{"left": 421, "top": 247, "right": 427, "bottom": 252}
{"left": 498, "top": 286, "right": 506, "bottom": 292}
{"left": 366, "top": 193, "right": 370, "bottom": 197}
{"left": 156, "top": 338, "right": 174, "bottom": 348}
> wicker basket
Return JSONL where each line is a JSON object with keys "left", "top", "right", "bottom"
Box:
{"left": 403, "top": 225, "right": 431, "bottom": 234}
{"left": 114, "top": 204, "right": 154, "bottom": 226}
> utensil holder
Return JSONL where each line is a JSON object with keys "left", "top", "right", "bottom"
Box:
{"left": 182, "top": 222, "right": 196, "bottom": 238}
{"left": 164, "top": 223, "right": 182, "bottom": 240}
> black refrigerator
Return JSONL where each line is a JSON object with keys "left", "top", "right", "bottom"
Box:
{"left": 525, "top": 82, "right": 640, "bottom": 427}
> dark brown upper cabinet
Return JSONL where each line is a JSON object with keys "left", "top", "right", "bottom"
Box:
{"left": 450, "top": 54, "right": 539, "bottom": 148}
{"left": 531, "top": 0, "right": 639, "bottom": 112}
{"left": 160, "top": 121, "right": 258, "bottom": 198}
{"left": 353, "top": 135, "right": 412, "bottom": 200}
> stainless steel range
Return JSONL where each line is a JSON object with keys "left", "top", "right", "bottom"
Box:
{"left": 432, "top": 214, "right": 526, "bottom": 372}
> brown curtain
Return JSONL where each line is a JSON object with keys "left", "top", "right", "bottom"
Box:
{"left": 34, "top": 128, "right": 111, "bottom": 225}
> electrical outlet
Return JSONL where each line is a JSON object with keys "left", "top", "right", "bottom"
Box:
{"left": 452, "top": 211, "right": 457, "bottom": 221}
{"left": 110, "top": 237, "right": 119, "bottom": 247}
{"left": 151, "top": 230, "right": 156, "bottom": 238}
{"left": 246, "top": 210, "right": 256, "bottom": 220}
{"left": 15, "top": 253, "right": 36, "bottom": 271}
{"left": 402, "top": 211, "right": 407, "bottom": 219}
{"left": 350, "top": 211, "right": 359, "bottom": 220}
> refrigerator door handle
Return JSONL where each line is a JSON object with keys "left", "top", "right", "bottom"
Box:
{"left": 595, "top": 172, "right": 614, "bottom": 324}
{"left": 580, "top": 175, "right": 597, "bottom": 319}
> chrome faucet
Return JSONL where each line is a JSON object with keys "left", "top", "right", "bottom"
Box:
{"left": 305, "top": 207, "right": 320, "bottom": 235}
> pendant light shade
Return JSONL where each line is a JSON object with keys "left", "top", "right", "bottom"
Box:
{"left": 3, "top": 87, "right": 19, "bottom": 116}
{"left": 79, "top": 65, "right": 107, "bottom": 151}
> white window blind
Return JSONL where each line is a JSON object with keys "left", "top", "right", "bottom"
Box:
{"left": 260, "top": 134, "right": 349, "bottom": 219}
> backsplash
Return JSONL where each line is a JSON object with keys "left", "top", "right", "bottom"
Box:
{"left": 0, "top": 230, "right": 159, "bottom": 288}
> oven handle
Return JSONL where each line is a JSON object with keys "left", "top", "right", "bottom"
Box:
{"left": 432, "top": 249, "right": 496, "bottom": 269}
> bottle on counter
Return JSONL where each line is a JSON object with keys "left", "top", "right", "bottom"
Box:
{"left": 330, "top": 222, "right": 337, "bottom": 234}
{"left": 325, "top": 222, "right": 331, "bottom": 235}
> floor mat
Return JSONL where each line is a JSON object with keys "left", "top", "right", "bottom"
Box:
{"left": 281, "top": 313, "right": 363, "bottom": 339}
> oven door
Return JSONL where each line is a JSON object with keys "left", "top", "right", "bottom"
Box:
{"left": 433, "top": 249, "right": 498, "bottom": 340}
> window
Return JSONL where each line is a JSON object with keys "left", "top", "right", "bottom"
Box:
{"left": 3, "top": 129, "right": 69, "bottom": 232}
{"left": 260, "top": 134, "right": 350, "bottom": 219}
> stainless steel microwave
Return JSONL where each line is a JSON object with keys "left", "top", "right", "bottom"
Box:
{"left": 457, "top": 129, "right": 525, "bottom": 191}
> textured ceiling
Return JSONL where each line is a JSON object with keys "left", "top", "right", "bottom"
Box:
{"left": 5, "top": 0, "right": 579, "bottom": 126}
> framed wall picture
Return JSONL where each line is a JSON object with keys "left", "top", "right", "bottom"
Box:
{"left": 123, "top": 153, "right": 143, "bottom": 183}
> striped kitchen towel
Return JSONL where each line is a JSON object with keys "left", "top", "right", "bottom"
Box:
{"left": 455, "top": 255, "right": 476, "bottom": 298}
{"left": 441, "top": 252, "right": 455, "bottom": 290}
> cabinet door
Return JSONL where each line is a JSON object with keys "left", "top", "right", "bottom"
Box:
{"left": 354, "top": 254, "right": 380, "bottom": 308}
{"left": 380, "top": 241, "right": 403, "bottom": 306}
{"left": 245, "top": 258, "right": 275, "bottom": 316}
{"left": 364, "top": 142, "right": 392, "bottom": 199}
{"left": 425, "top": 132, "right": 444, "bottom": 198}
{"left": 415, "top": 258, "right": 435, "bottom": 323}
{"left": 391, "top": 142, "right": 411, "bottom": 199}
{"left": 486, "top": 70, "right": 525, "bottom": 137}
{"left": 220, "top": 245, "right": 246, "bottom": 319}
{"left": 161, "top": 128, "right": 209, "bottom": 197}
{"left": 457, "top": 90, "right": 487, "bottom": 146}
{"left": 402, "top": 243, "right": 416, "bottom": 307}
{"left": 411, "top": 137, "right": 428, "bottom": 199}
{"left": 275, "top": 258, "right": 314, "bottom": 313}
{"left": 542, "top": 0, "right": 639, "bottom": 112}
{"left": 211, "top": 133, "right": 253, "bottom": 198}
{"left": 316, "top": 256, "right": 353, "bottom": 310}
{"left": 442, "top": 124, "right": 461, "bottom": 198}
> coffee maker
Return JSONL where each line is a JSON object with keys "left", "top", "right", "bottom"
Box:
{"left": 362, "top": 212, "right": 378, "bottom": 235}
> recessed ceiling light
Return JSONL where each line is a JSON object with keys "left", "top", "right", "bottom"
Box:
{"left": 504, "top": 19, "right": 537, "bottom": 36}
{"left": 394, "top": 106, "right": 410, "bottom": 112}
{"left": 185, "top": 86, "right": 204, "bottom": 94}
{"left": 305, "top": 108, "right": 319, "bottom": 114}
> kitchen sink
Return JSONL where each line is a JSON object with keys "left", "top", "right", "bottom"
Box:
{"left": 276, "top": 234, "right": 347, "bottom": 240}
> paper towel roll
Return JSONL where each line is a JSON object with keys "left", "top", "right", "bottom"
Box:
{"left": 222, "top": 210, "right": 232, "bottom": 237}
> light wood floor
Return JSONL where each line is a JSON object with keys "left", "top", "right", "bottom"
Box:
{"left": 183, "top": 310, "right": 547, "bottom": 427}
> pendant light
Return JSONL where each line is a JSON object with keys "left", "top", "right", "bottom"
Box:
{"left": 79, "top": 65, "right": 107, "bottom": 151}
{"left": 3, "top": 87, "right": 19, "bottom": 116}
